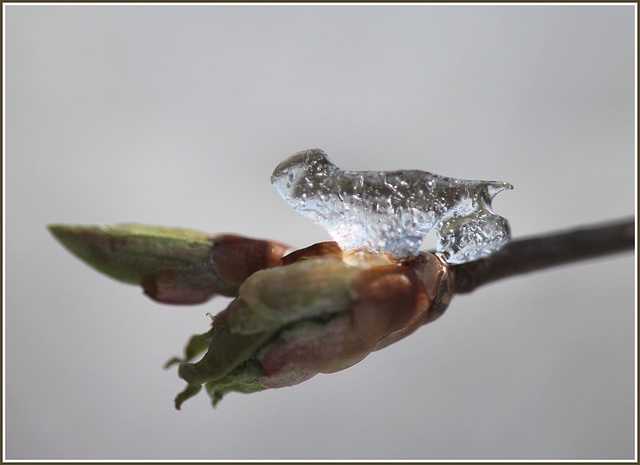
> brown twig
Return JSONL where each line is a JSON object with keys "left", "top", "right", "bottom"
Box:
{"left": 451, "top": 218, "right": 635, "bottom": 294}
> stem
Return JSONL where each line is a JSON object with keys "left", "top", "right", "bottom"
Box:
{"left": 451, "top": 217, "right": 635, "bottom": 294}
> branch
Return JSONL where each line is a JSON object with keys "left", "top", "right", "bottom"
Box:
{"left": 451, "top": 217, "right": 635, "bottom": 294}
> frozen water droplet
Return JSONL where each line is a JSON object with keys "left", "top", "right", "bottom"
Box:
{"left": 271, "top": 149, "right": 512, "bottom": 264}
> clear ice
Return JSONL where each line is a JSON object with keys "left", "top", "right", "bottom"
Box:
{"left": 271, "top": 149, "right": 513, "bottom": 264}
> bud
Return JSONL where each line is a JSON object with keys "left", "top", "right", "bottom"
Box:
{"left": 48, "top": 224, "right": 291, "bottom": 304}
{"left": 171, "top": 247, "right": 455, "bottom": 408}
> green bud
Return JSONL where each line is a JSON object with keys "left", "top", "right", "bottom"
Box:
{"left": 48, "top": 224, "right": 291, "bottom": 305}
{"left": 229, "top": 257, "right": 358, "bottom": 334}
{"left": 48, "top": 223, "right": 214, "bottom": 284}
{"left": 48, "top": 223, "right": 228, "bottom": 304}
{"left": 170, "top": 252, "right": 455, "bottom": 408}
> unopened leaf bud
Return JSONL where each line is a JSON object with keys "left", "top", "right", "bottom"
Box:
{"left": 171, "top": 246, "right": 455, "bottom": 408}
{"left": 48, "top": 224, "right": 291, "bottom": 304}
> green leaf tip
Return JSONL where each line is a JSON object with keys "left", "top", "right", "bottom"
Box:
{"left": 47, "top": 223, "right": 215, "bottom": 286}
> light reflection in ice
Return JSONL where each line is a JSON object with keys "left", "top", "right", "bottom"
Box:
{"left": 271, "top": 149, "right": 512, "bottom": 264}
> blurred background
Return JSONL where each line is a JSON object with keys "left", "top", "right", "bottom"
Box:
{"left": 4, "top": 4, "right": 635, "bottom": 460}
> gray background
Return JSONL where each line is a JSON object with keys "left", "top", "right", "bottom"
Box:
{"left": 5, "top": 4, "right": 635, "bottom": 460}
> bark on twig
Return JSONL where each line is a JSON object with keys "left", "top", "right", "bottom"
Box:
{"left": 451, "top": 218, "right": 635, "bottom": 294}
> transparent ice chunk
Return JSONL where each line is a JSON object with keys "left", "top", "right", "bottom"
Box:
{"left": 271, "top": 149, "right": 512, "bottom": 264}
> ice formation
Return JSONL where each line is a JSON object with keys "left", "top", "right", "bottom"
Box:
{"left": 271, "top": 149, "right": 512, "bottom": 264}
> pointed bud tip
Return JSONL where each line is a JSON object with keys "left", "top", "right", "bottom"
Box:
{"left": 47, "top": 223, "right": 220, "bottom": 287}
{"left": 47, "top": 223, "right": 76, "bottom": 244}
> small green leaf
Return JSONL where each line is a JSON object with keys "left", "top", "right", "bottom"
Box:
{"left": 164, "top": 327, "right": 215, "bottom": 369}
{"left": 177, "top": 325, "right": 276, "bottom": 385}
{"left": 204, "top": 360, "right": 266, "bottom": 408}
{"left": 174, "top": 383, "right": 202, "bottom": 410}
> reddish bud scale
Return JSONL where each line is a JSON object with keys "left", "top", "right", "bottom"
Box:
{"left": 212, "top": 235, "right": 292, "bottom": 288}
{"left": 280, "top": 241, "right": 343, "bottom": 265}
{"left": 373, "top": 253, "right": 454, "bottom": 351}
{"left": 350, "top": 265, "right": 430, "bottom": 344}
{"left": 259, "top": 313, "right": 375, "bottom": 388}
{"left": 142, "top": 234, "right": 292, "bottom": 304}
